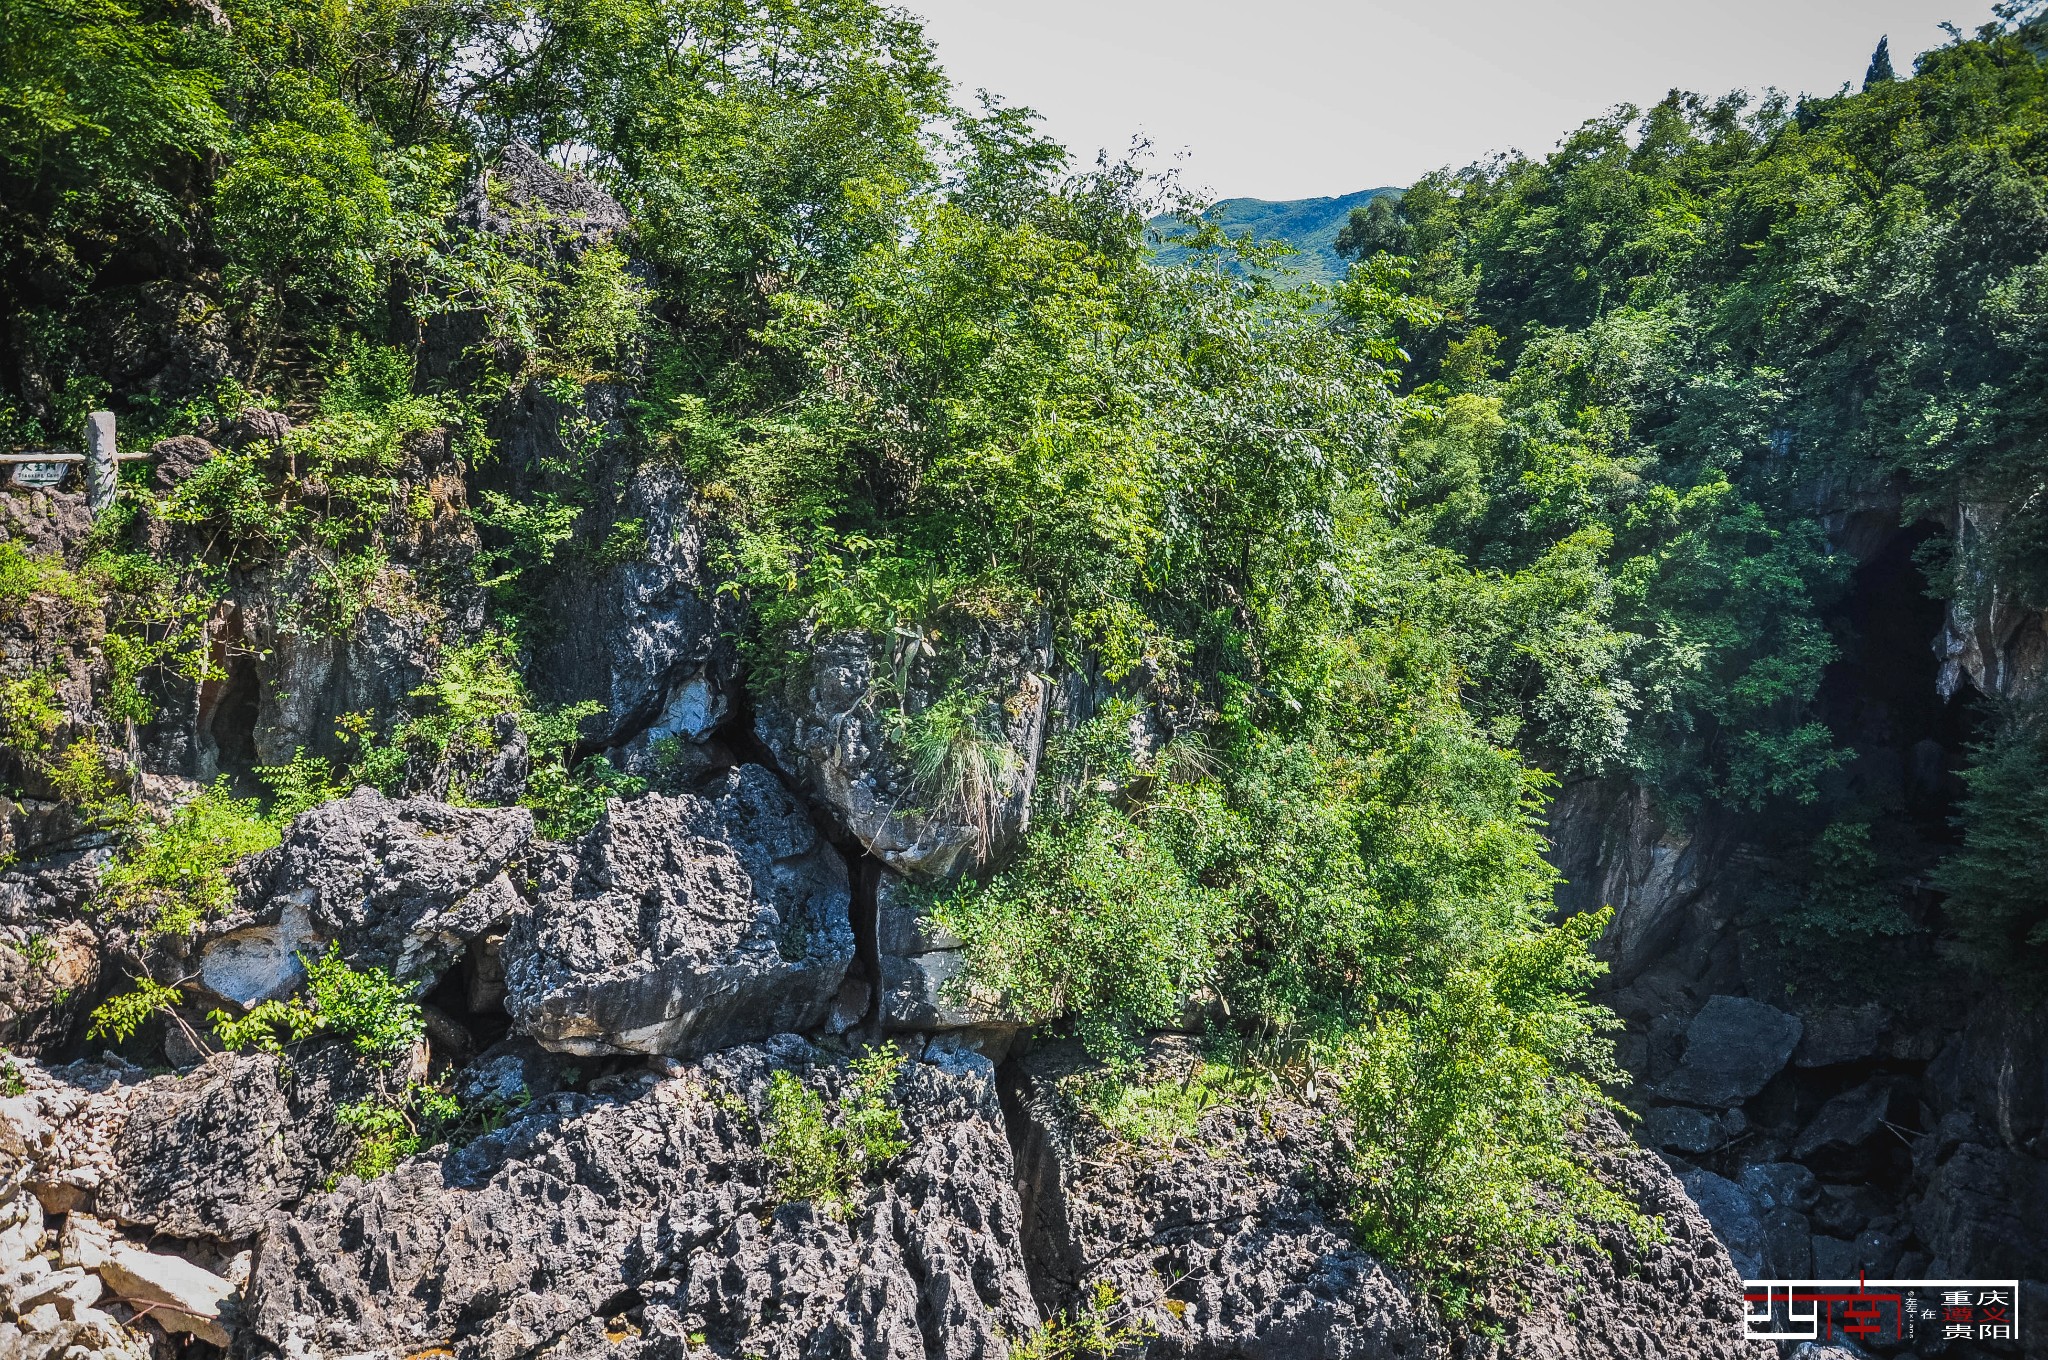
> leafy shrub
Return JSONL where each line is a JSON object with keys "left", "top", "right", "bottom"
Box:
{"left": 1936, "top": 705, "right": 2048, "bottom": 973}
{"left": 1782, "top": 821, "right": 1914, "bottom": 943}
{"left": 98, "top": 780, "right": 278, "bottom": 934}
{"left": 211, "top": 944, "right": 423, "bottom": 1060}
{"left": 256, "top": 750, "right": 352, "bottom": 824}
{"left": 1070, "top": 1058, "right": 1265, "bottom": 1150}
{"left": 763, "top": 1071, "right": 838, "bottom": 1205}
{"left": 0, "top": 1056, "right": 23, "bottom": 1098}
{"left": 86, "top": 976, "right": 183, "bottom": 1043}
{"left": 336, "top": 1096, "right": 419, "bottom": 1180}
{"left": 0, "top": 672, "right": 64, "bottom": 778}
{"left": 1334, "top": 910, "right": 1652, "bottom": 1283}
{"left": 1008, "top": 1283, "right": 1156, "bottom": 1360}
{"left": 943, "top": 664, "right": 1639, "bottom": 1283}
{"left": 334, "top": 1084, "right": 464, "bottom": 1181}
{"left": 762, "top": 1045, "right": 909, "bottom": 1214}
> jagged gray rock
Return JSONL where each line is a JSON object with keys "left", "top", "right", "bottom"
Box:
{"left": 872, "top": 872, "right": 1004, "bottom": 1034}
{"left": 1792, "top": 1078, "right": 1901, "bottom": 1175}
{"left": 239, "top": 1038, "right": 1037, "bottom": 1360}
{"left": 1792, "top": 1003, "right": 1887, "bottom": 1068}
{"left": 93, "top": 1048, "right": 400, "bottom": 1242}
{"left": 504, "top": 766, "right": 854, "bottom": 1057}
{"left": 200, "top": 791, "right": 533, "bottom": 1003}
{"left": 527, "top": 459, "right": 739, "bottom": 759}
{"left": 1677, "top": 1168, "right": 1765, "bottom": 1280}
{"left": 459, "top": 142, "right": 630, "bottom": 251}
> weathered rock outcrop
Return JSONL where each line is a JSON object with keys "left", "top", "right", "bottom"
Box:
{"left": 198, "top": 791, "right": 533, "bottom": 1004}
{"left": 240, "top": 1037, "right": 1038, "bottom": 1360}
{"left": 94, "top": 1049, "right": 402, "bottom": 1242}
{"left": 0, "top": 851, "right": 104, "bottom": 1059}
{"left": 755, "top": 622, "right": 1052, "bottom": 884}
{"left": 1657, "top": 995, "right": 1803, "bottom": 1108}
{"left": 1935, "top": 499, "right": 2048, "bottom": 704}
{"left": 503, "top": 766, "right": 854, "bottom": 1057}
{"left": 874, "top": 871, "right": 1004, "bottom": 1037}
{"left": 523, "top": 454, "right": 739, "bottom": 768}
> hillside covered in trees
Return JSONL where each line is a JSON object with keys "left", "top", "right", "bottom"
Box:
{"left": 2, "top": 1, "right": 2048, "bottom": 1357}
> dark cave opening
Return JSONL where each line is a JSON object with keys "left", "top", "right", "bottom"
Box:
{"left": 199, "top": 649, "right": 263, "bottom": 794}
{"left": 1813, "top": 522, "right": 1982, "bottom": 845}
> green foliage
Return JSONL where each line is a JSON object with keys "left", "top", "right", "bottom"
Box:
{"left": 301, "top": 943, "right": 424, "bottom": 1056}
{"left": 941, "top": 649, "right": 1635, "bottom": 1279}
{"left": 256, "top": 750, "right": 351, "bottom": 823}
{"left": 210, "top": 994, "right": 319, "bottom": 1057}
{"left": 389, "top": 634, "right": 640, "bottom": 837}
{"left": 0, "top": 672, "right": 64, "bottom": 779}
{"left": 210, "top": 944, "right": 424, "bottom": 1059}
{"left": 763, "top": 1071, "right": 838, "bottom": 1205}
{"left": 1936, "top": 704, "right": 2048, "bottom": 971}
{"left": 1070, "top": 1058, "right": 1266, "bottom": 1149}
{"left": 841, "top": 1043, "right": 911, "bottom": 1172}
{"left": 902, "top": 690, "right": 1019, "bottom": 864}
{"left": 1335, "top": 910, "right": 1652, "bottom": 1282}
{"left": 762, "top": 1045, "right": 909, "bottom": 1214}
{"left": 1007, "top": 1283, "right": 1157, "bottom": 1360}
{"left": 334, "top": 1080, "right": 515, "bottom": 1181}
{"left": 0, "top": 1056, "right": 23, "bottom": 1098}
{"left": 336, "top": 1095, "right": 420, "bottom": 1180}
{"left": 98, "top": 780, "right": 278, "bottom": 934}
{"left": 86, "top": 976, "right": 182, "bottom": 1043}
{"left": 1783, "top": 821, "right": 1915, "bottom": 942}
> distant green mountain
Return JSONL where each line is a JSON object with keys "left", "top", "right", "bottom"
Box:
{"left": 1147, "top": 188, "right": 1397, "bottom": 284}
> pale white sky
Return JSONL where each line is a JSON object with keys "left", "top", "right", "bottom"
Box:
{"left": 906, "top": 0, "right": 2005, "bottom": 200}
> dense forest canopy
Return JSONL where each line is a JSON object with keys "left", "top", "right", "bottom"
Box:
{"left": 7, "top": 0, "right": 2048, "bottom": 1299}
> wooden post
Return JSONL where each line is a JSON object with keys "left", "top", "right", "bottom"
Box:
{"left": 84, "top": 410, "right": 117, "bottom": 512}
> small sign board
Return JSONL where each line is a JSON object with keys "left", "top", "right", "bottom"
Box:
{"left": 9, "top": 460, "right": 68, "bottom": 489}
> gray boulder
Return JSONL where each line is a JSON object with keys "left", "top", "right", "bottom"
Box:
{"left": 201, "top": 791, "right": 533, "bottom": 1003}
{"left": 1658, "top": 996, "right": 1803, "bottom": 1108}
{"left": 1793, "top": 1003, "right": 1887, "bottom": 1068}
{"left": 72, "top": 1046, "right": 402, "bottom": 1242}
{"left": 1740, "top": 1161, "right": 1819, "bottom": 1214}
{"left": 459, "top": 141, "right": 629, "bottom": 251}
{"left": 874, "top": 871, "right": 1006, "bottom": 1034}
{"left": 93, "top": 1055, "right": 299, "bottom": 1240}
{"left": 1644, "top": 1103, "right": 1745, "bottom": 1154}
{"left": 518, "top": 447, "right": 739, "bottom": 761}
{"left": 239, "top": 1039, "right": 1038, "bottom": 1360}
{"left": 1916, "top": 1141, "right": 2048, "bottom": 1277}
{"left": 1009, "top": 1040, "right": 1444, "bottom": 1359}
{"left": 503, "top": 766, "right": 853, "bottom": 1057}
{"left": 1791, "top": 1078, "right": 1899, "bottom": 1175}
{"left": 756, "top": 621, "right": 1052, "bottom": 884}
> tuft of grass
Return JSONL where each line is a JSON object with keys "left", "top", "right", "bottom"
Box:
{"left": 902, "top": 688, "right": 1017, "bottom": 864}
{"left": 1069, "top": 1058, "right": 1267, "bottom": 1150}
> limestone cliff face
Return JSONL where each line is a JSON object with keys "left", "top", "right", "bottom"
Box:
{"left": 0, "top": 448, "right": 1775, "bottom": 1360}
